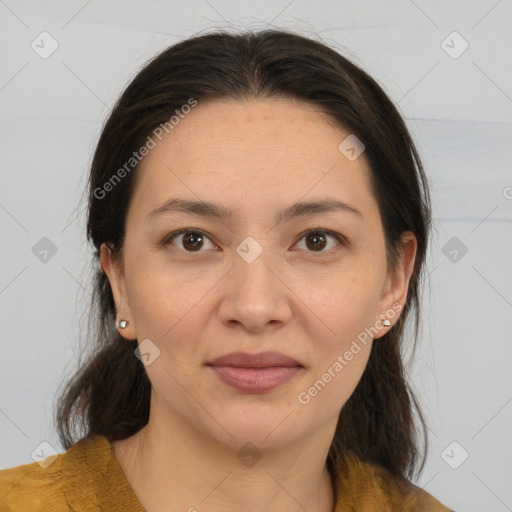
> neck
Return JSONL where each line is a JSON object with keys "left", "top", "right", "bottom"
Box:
{"left": 112, "top": 401, "right": 336, "bottom": 512}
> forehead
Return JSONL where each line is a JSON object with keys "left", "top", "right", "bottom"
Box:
{"left": 129, "top": 97, "right": 379, "bottom": 226}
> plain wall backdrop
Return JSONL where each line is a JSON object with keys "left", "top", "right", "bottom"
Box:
{"left": 1, "top": 1, "right": 511, "bottom": 511}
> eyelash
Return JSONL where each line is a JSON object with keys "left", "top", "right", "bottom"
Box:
{"left": 161, "top": 228, "right": 347, "bottom": 254}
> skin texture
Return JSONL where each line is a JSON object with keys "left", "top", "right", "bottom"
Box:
{"left": 101, "top": 97, "right": 417, "bottom": 512}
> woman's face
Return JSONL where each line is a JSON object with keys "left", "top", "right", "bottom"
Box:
{"left": 101, "top": 97, "right": 415, "bottom": 452}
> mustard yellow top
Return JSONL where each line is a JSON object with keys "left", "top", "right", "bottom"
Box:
{"left": 0, "top": 435, "right": 453, "bottom": 511}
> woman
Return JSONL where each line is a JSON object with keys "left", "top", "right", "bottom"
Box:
{"left": 0, "top": 29, "right": 454, "bottom": 511}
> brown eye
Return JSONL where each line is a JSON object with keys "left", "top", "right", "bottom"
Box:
{"left": 164, "top": 230, "right": 217, "bottom": 252}
{"left": 295, "top": 230, "right": 345, "bottom": 253}
{"left": 305, "top": 232, "right": 327, "bottom": 251}
{"left": 181, "top": 232, "right": 205, "bottom": 251}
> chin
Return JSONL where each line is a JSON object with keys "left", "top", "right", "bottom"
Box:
{"left": 197, "top": 398, "right": 308, "bottom": 452}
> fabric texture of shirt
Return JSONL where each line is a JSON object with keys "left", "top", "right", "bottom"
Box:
{"left": 0, "top": 434, "right": 454, "bottom": 511}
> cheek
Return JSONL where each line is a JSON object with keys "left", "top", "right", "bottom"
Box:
{"left": 300, "top": 282, "right": 377, "bottom": 414}
{"left": 312, "top": 264, "right": 383, "bottom": 345}
{"left": 123, "top": 251, "right": 214, "bottom": 357}
{"left": 302, "top": 264, "right": 382, "bottom": 403}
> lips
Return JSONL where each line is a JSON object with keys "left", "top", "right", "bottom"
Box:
{"left": 207, "top": 351, "right": 302, "bottom": 368}
{"left": 206, "top": 351, "right": 304, "bottom": 393}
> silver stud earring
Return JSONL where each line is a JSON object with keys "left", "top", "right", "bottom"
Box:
{"left": 117, "top": 320, "right": 128, "bottom": 329}
{"left": 382, "top": 319, "right": 391, "bottom": 327}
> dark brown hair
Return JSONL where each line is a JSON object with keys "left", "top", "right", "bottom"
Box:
{"left": 55, "top": 28, "right": 431, "bottom": 484}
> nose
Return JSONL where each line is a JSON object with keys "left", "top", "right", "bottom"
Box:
{"left": 217, "top": 246, "right": 293, "bottom": 333}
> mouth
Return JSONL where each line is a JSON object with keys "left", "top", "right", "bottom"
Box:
{"left": 206, "top": 351, "right": 304, "bottom": 393}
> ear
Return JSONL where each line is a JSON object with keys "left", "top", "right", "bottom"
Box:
{"left": 100, "top": 243, "right": 137, "bottom": 340}
{"left": 373, "top": 231, "right": 417, "bottom": 339}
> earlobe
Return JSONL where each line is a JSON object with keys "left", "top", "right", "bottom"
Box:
{"left": 99, "top": 242, "right": 136, "bottom": 340}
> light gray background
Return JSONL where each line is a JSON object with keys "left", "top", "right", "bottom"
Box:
{"left": 1, "top": 1, "right": 511, "bottom": 511}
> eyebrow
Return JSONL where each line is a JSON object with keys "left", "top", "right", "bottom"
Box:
{"left": 147, "top": 198, "right": 363, "bottom": 223}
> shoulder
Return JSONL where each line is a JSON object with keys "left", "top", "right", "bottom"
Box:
{"left": 0, "top": 435, "right": 114, "bottom": 512}
{"left": 333, "top": 452, "right": 455, "bottom": 512}
{"left": 0, "top": 451, "right": 65, "bottom": 511}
